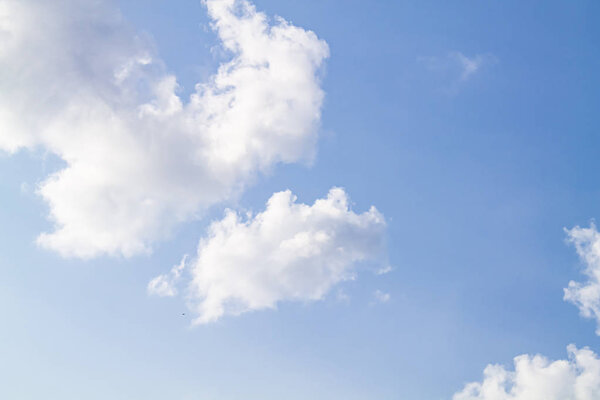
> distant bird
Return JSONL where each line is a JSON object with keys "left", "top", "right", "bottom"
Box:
{"left": 182, "top": 313, "right": 185, "bottom": 316}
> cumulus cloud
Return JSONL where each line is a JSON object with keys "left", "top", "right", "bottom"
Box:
{"left": 0, "top": 0, "right": 329, "bottom": 258}
{"left": 564, "top": 223, "right": 600, "bottom": 334}
{"left": 159, "top": 187, "right": 386, "bottom": 324}
{"left": 453, "top": 345, "right": 600, "bottom": 400}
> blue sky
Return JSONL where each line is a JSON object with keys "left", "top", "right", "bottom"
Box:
{"left": 2, "top": 0, "right": 600, "bottom": 399}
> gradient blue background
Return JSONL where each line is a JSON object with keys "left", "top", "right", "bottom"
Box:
{"left": 1, "top": 1, "right": 599, "bottom": 398}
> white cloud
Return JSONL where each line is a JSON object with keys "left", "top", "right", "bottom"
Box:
{"left": 19, "top": 182, "right": 29, "bottom": 194}
{"left": 376, "top": 265, "right": 393, "bottom": 275}
{"left": 420, "top": 51, "right": 495, "bottom": 83}
{"left": 453, "top": 345, "right": 600, "bottom": 400}
{"left": 373, "top": 290, "right": 390, "bottom": 303}
{"left": 163, "top": 187, "right": 386, "bottom": 324}
{"left": 147, "top": 255, "right": 188, "bottom": 297}
{"left": 451, "top": 52, "right": 490, "bottom": 81}
{"left": 336, "top": 288, "right": 351, "bottom": 304}
{"left": 564, "top": 223, "right": 600, "bottom": 335}
{"left": 0, "top": 0, "right": 329, "bottom": 258}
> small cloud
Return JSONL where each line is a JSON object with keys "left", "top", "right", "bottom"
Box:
{"left": 336, "top": 288, "right": 350, "bottom": 304}
{"left": 373, "top": 290, "right": 391, "bottom": 304}
{"left": 376, "top": 265, "right": 393, "bottom": 275}
{"left": 419, "top": 51, "right": 496, "bottom": 85}
{"left": 20, "top": 182, "right": 29, "bottom": 194}
{"left": 563, "top": 222, "right": 600, "bottom": 335}
{"left": 148, "top": 255, "right": 188, "bottom": 297}
{"left": 450, "top": 52, "right": 496, "bottom": 81}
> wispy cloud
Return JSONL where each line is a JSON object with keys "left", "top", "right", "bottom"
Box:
{"left": 376, "top": 265, "right": 393, "bottom": 275}
{"left": 148, "top": 255, "right": 188, "bottom": 297}
{"left": 419, "top": 51, "right": 496, "bottom": 85}
{"left": 373, "top": 290, "right": 391, "bottom": 304}
{"left": 336, "top": 288, "right": 351, "bottom": 304}
{"left": 451, "top": 52, "right": 492, "bottom": 81}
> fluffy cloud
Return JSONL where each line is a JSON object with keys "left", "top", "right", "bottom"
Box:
{"left": 564, "top": 223, "right": 600, "bottom": 334}
{"left": 453, "top": 345, "right": 600, "bottom": 400}
{"left": 152, "top": 187, "right": 387, "bottom": 324}
{"left": 452, "top": 227, "right": 600, "bottom": 399}
{"left": 0, "top": 0, "right": 329, "bottom": 258}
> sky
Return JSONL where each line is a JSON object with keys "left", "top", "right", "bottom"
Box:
{"left": 1, "top": 0, "right": 600, "bottom": 399}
